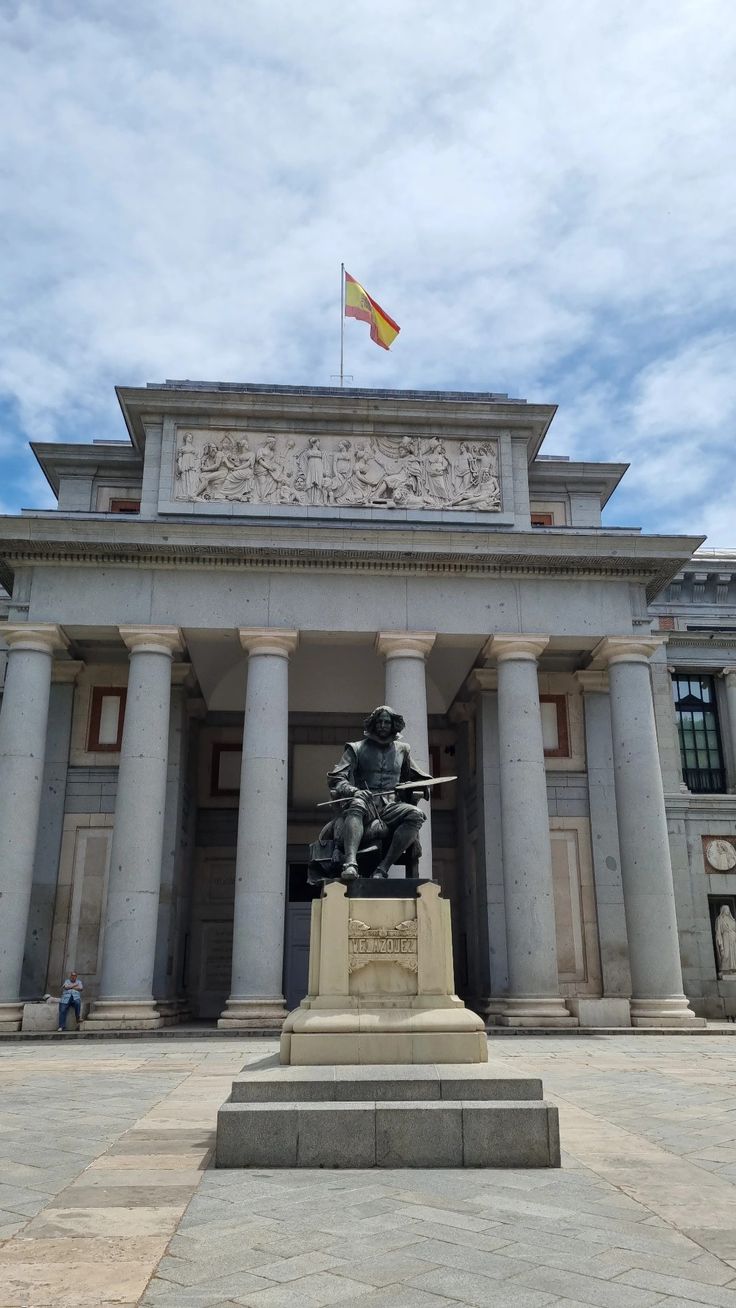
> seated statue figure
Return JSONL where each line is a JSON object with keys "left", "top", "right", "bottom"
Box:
{"left": 308, "top": 704, "right": 432, "bottom": 883}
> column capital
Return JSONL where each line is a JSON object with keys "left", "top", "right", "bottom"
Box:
{"left": 721, "top": 665, "right": 736, "bottom": 688}
{"left": 239, "top": 628, "right": 298, "bottom": 658}
{"left": 171, "top": 662, "right": 197, "bottom": 688}
{"left": 2, "top": 623, "right": 68, "bottom": 655}
{"left": 574, "top": 669, "right": 609, "bottom": 693}
{"left": 592, "top": 635, "right": 665, "bottom": 667}
{"left": 120, "top": 626, "right": 182, "bottom": 657}
{"left": 483, "top": 634, "right": 549, "bottom": 664}
{"left": 448, "top": 699, "right": 477, "bottom": 723}
{"left": 375, "top": 631, "right": 436, "bottom": 660}
{"left": 468, "top": 667, "right": 498, "bottom": 693}
{"left": 51, "top": 659, "right": 85, "bottom": 685}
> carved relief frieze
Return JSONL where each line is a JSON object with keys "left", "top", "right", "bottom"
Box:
{"left": 173, "top": 428, "right": 501, "bottom": 512}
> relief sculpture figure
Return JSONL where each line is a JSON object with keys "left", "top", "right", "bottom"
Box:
{"left": 175, "top": 431, "right": 200, "bottom": 499}
{"left": 219, "top": 439, "right": 255, "bottom": 501}
{"left": 197, "top": 437, "right": 234, "bottom": 499}
{"left": 297, "top": 437, "right": 326, "bottom": 506}
{"left": 254, "top": 437, "right": 284, "bottom": 503}
{"left": 174, "top": 428, "right": 502, "bottom": 512}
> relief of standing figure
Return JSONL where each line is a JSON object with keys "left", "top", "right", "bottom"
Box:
{"left": 175, "top": 432, "right": 200, "bottom": 499}
{"left": 254, "top": 437, "right": 285, "bottom": 503}
{"left": 297, "top": 437, "right": 326, "bottom": 506}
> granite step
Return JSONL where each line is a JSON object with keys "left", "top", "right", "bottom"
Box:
{"left": 216, "top": 1098, "right": 560, "bottom": 1168}
{"left": 229, "top": 1060, "right": 544, "bottom": 1103}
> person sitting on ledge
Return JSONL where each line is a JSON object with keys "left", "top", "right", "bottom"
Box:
{"left": 58, "top": 971, "right": 84, "bottom": 1032}
{"left": 327, "top": 704, "right": 432, "bottom": 880}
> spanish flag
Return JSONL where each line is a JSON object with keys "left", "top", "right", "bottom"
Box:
{"left": 344, "top": 271, "right": 400, "bottom": 351}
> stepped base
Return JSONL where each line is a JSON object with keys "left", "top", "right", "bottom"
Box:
{"left": 216, "top": 1059, "right": 560, "bottom": 1169}
{"left": 281, "top": 1003, "right": 488, "bottom": 1065}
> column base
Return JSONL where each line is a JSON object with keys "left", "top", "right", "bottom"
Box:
{"left": 630, "top": 997, "right": 706, "bottom": 1027}
{"left": 477, "top": 998, "right": 508, "bottom": 1027}
{"left": 567, "top": 998, "right": 632, "bottom": 1028}
{"left": 0, "top": 1003, "right": 23, "bottom": 1032}
{"left": 218, "top": 998, "right": 288, "bottom": 1031}
{"left": 82, "top": 1000, "right": 164, "bottom": 1031}
{"left": 155, "top": 998, "right": 190, "bottom": 1026}
{"left": 497, "top": 997, "right": 579, "bottom": 1028}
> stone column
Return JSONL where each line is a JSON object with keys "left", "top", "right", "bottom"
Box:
{"left": 721, "top": 667, "right": 736, "bottom": 792}
{"left": 22, "top": 660, "right": 84, "bottom": 1000}
{"left": 468, "top": 668, "right": 508, "bottom": 1020}
{"left": 86, "top": 626, "right": 181, "bottom": 1031}
{"left": 595, "top": 637, "right": 702, "bottom": 1026}
{"left": 573, "top": 670, "right": 632, "bottom": 1025}
{"left": 0, "top": 625, "right": 67, "bottom": 1030}
{"left": 487, "top": 635, "right": 576, "bottom": 1026}
{"left": 376, "top": 631, "right": 435, "bottom": 879}
{"left": 219, "top": 628, "right": 298, "bottom": 1030}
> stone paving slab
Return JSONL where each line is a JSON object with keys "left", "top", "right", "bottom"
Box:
{"left": 2, "top": 1035, "right": 736, "bottom": 1304}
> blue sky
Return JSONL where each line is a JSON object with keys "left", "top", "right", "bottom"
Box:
{"left": 1, "top": 0, "right": 735, "bottom": 541}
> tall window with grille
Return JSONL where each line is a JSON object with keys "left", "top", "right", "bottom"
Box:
{"left": 672, "top": 673, "right": 726, "bottom": 793}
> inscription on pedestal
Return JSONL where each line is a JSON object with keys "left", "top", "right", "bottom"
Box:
{"left": 348, "top": 918, "right": 418, "bottom": 973}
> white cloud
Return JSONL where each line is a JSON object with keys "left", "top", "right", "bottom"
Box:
{"left": 0, "top": 0, "right": 734, "bottom": 540}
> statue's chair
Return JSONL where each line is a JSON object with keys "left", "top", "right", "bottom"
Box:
{"left": 308, "top": 814, "right": 421, "bottom": 884}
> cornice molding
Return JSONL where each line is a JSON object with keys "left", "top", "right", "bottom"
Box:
{"left": 0, "top": 541, "right": 690, "bottom": 601}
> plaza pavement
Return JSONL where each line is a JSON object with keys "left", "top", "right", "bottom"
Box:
{"left": 1, "top": 1036, "right": 736, "bottom": 1306}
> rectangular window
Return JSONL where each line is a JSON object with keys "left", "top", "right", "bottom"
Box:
{"left": 87, "top": 687, "right": 126, "bottom": 752}
{"left": 109, "top": 498, "right": 141, "bottom": 513}
{"left": 210, "top": 743, "right": 242, "bottom": 797}
{"left": 541, "top": 695, "right": 570, "bottom": 757}
{"left": 531, "top": 512, "right": 554, "bottom": 526}
{"left": 672, "top": 673, "right": 725, "bottom": 793}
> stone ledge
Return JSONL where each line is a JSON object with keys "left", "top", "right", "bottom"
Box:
{"left": 215, "top": 1099, "right": 560, "bottom": 1169}
{"left": 230, "top": 1059, "right": 543, "bottom": 1104}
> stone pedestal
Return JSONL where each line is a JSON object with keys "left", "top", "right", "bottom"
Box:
{"left": 280, "top": 880, "right": 488, "bottom": 1065}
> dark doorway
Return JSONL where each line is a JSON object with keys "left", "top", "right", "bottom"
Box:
{"left": 283, "top": 862, "right": 320, "bottom": 1010}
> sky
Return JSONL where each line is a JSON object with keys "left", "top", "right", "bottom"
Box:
{"left": 0, "top": 0, "right": 735, "bottom": 541}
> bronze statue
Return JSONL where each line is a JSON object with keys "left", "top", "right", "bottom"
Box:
{"left": 309, "top": 705, "right": 433, "bottom": 882}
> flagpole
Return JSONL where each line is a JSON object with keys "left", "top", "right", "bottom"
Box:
{"left": 339, "top": 261, "right": 345, "bottom": 387}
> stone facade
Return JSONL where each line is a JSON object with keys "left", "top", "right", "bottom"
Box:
{"left": 0, "top": 380, "right": 729, "bottom": 1028}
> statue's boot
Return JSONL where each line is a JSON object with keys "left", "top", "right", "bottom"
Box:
{"left": 341, "top": 862, "right": 359, "bottom": 881}
{"left": 373, "top": 819, "right": 422, "bottom": 879}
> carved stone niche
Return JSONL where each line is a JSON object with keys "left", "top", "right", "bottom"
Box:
{"left": 172, "top": 427, "right": 502, "bottom": 513}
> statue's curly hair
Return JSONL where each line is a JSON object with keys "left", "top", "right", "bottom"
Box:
{"left": 363, "top": 705, "right": 405, "bottom": 738}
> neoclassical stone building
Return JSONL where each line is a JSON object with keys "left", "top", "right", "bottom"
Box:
{"left": 0, "top": 380, "right": 734, "bottom": 1031}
